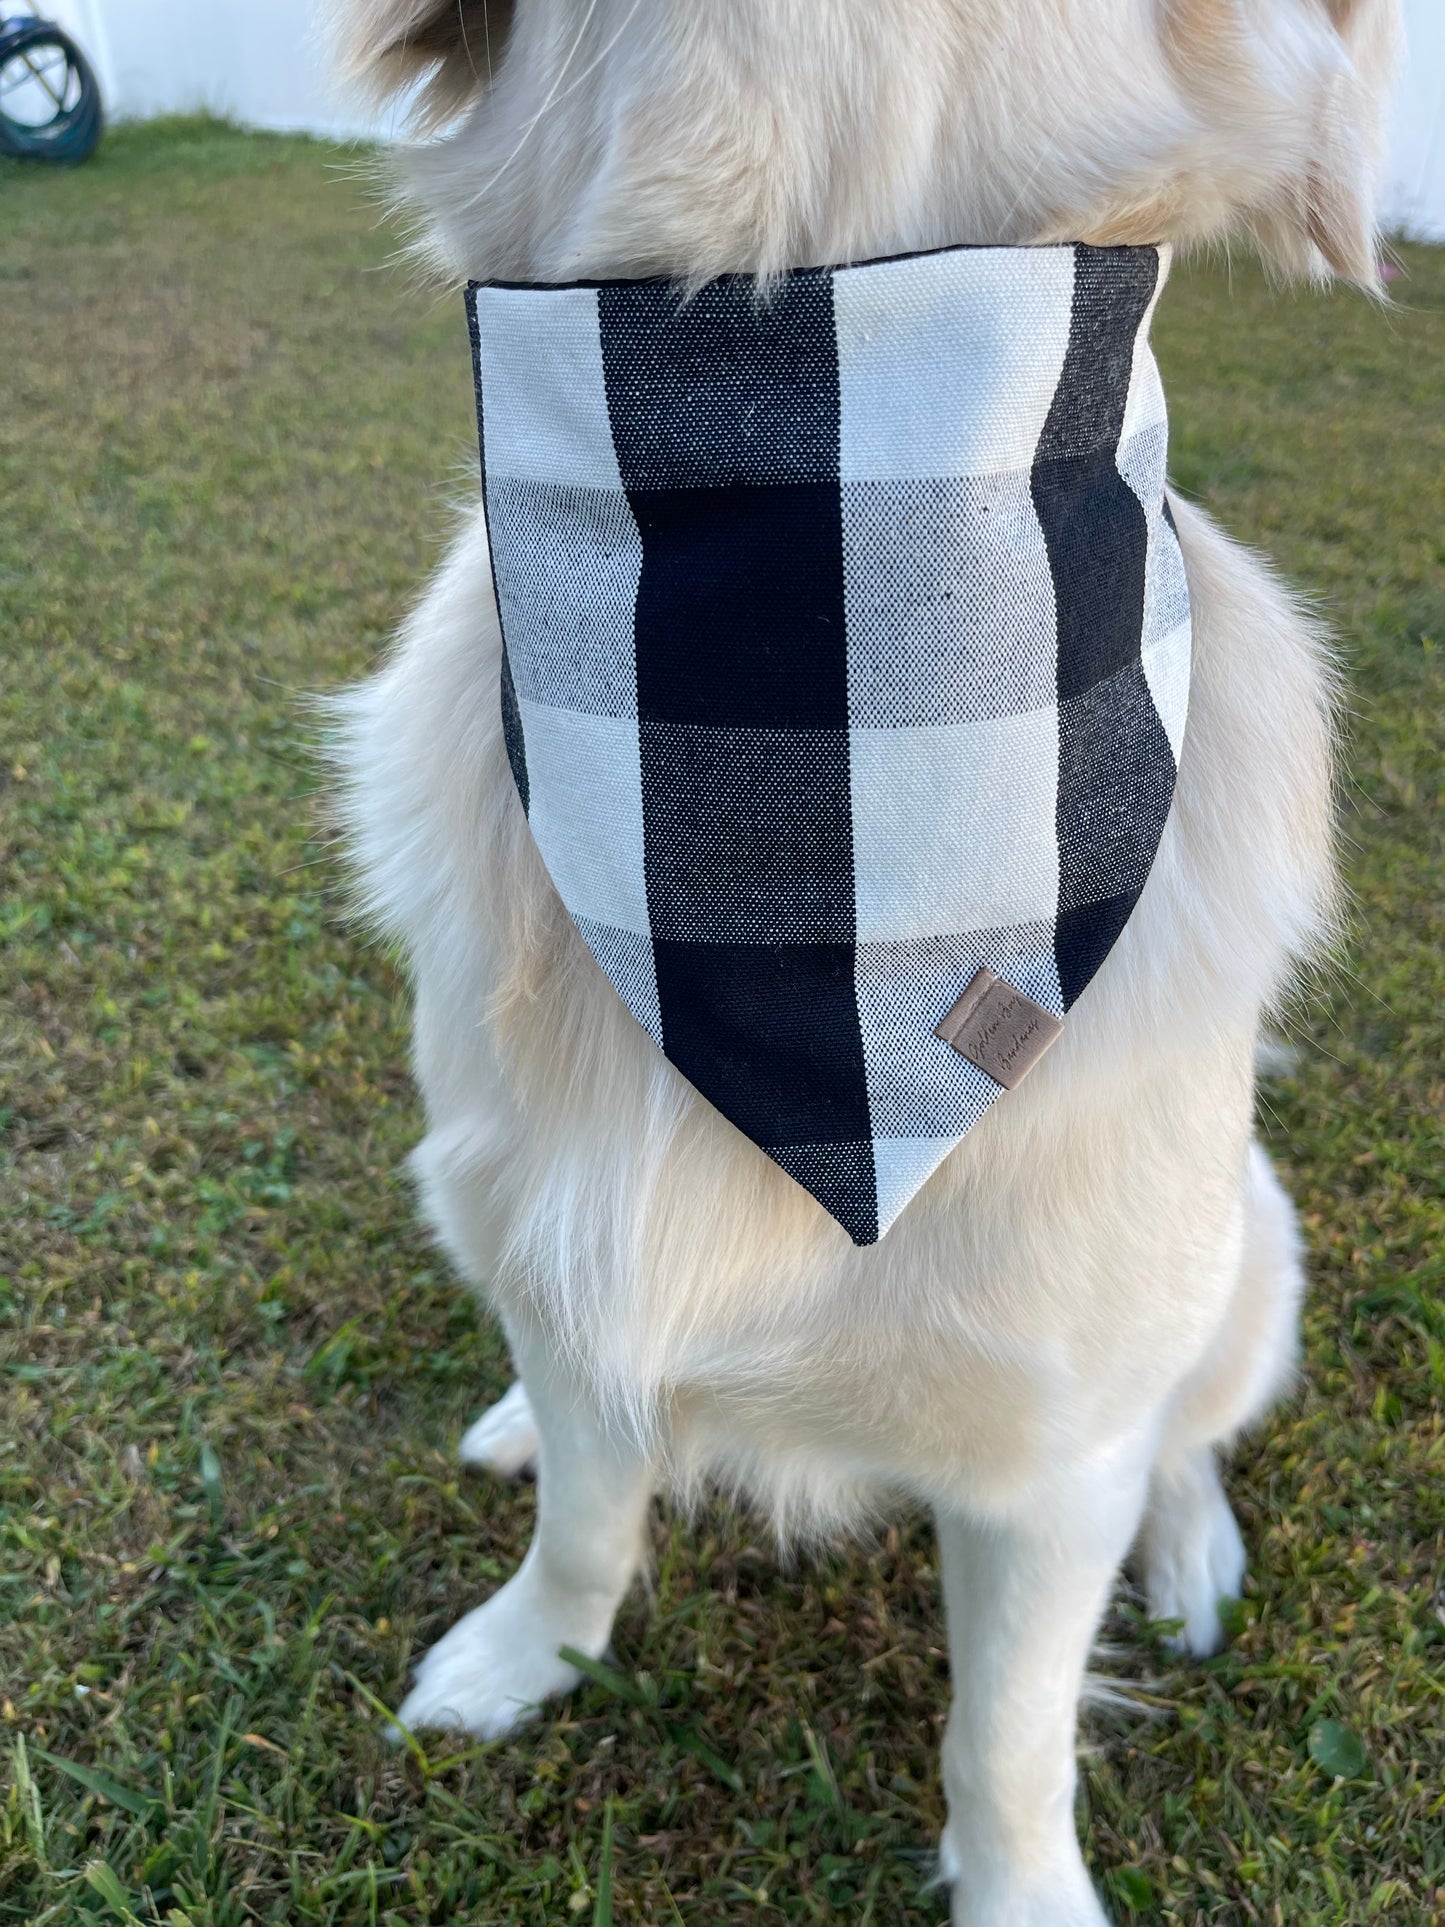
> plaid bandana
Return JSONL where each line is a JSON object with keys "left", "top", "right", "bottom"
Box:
{"left": 466, "top": 242, "right": 1190, "bottom": 1245}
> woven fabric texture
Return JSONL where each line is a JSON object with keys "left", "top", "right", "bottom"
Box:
{"left": 467, "top": 242, "right": 1191, "bottom": 1245}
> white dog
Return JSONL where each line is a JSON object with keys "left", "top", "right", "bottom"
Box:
{"left": 324, "top": 3, "right": 1399, "bottom": 1921}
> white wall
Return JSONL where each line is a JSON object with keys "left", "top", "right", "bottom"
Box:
{"left": 1383, "top": 0, "right": 1445, "bottom": 239}
{"left": 44, "top": 0, "right": 1445, "bottom": 236}
{"left": 48, "top": 0, "right": 383, "bottom": 141}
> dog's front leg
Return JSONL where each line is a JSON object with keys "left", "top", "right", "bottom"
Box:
{"left": 397, "top": 1326, "right": 652, "bottom": 1739}
{"left": 936, "top": 1430, "right": 1154, "bottom": 1927}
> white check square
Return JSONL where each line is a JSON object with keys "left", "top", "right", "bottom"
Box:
{"left": 473, "top": 287, "right": 624, "bottom": 490}
{"left": 833, "top": 247, "right": 1074, "bottom": 481}
{"left": 849, "top": 709, "right": 1061, "bottom": 941}
{"left": 517, "top": 700, "right": 651, "bottom": 935}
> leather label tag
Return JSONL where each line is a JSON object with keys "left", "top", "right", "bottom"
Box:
{"left": 934, "top": 967, "right": 1063, "bottom": 1090}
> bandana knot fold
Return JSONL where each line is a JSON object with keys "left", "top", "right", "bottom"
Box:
{"left": 466, "top": 241, "right": 1190, "bottom": 1245}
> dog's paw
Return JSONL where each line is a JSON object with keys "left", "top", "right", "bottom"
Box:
{"left": 952, "top": 1892, "right": 1110, "bottom": 1927}
{"left": 395, "top": 1582, "right": 587, "bottom": 1740}
{"left": 939, "top": 1848, "right": 1110, "bottom": 1927}
{"left": 458, "top": 1380, "right": 539, "bottom": 1478}
{"left": 1140, "top": 1453, "right": 1246, "bottom": 1659}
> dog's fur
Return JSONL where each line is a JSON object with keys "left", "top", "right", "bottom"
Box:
{"left": 323, "top": 3, "right": 1399, "bottom": 1919}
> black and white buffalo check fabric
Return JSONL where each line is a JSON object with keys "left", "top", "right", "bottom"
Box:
{"left": 466, "top": 242, "right": 1191, "bottom": 1245}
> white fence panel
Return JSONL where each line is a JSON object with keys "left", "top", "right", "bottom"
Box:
{"left": 47, "top": 0, "right": 378, "bottom": 139}
{"left": 1384, "top": 0, "right": 1445, "bottom": 238}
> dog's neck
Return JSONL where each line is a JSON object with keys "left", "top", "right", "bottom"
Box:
{"left": 389, "top": 0, "right": 1390, "bottom": 292}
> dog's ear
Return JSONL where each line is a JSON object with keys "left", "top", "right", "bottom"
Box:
{"left": 1296, "top": 0, "right": 1401, "bottom": 285}
{"left": 1165, "top": 0, "right": 1401, "bottom": 288}
{"left": 324, "top": 0, "right": 514, "bottom": 128}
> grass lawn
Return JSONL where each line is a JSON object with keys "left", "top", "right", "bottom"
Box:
{"left": 2, "top": 118, "right": 1442, "bottom": 1927}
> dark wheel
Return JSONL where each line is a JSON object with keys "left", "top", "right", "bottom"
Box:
{"left": 0, "top": 18, "right": 103, "bottom": 164}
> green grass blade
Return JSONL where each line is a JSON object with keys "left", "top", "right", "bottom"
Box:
{"left": 557, "top": 1645, "right": 649, "bottom": 1707}
{"left": 344, "top": 1671, "right": 432, "bottom": 1772}
{"left": 32, "top": 1748, "right": 157, "bottom": 1819}
{"left": 592, "top": 1801, "right": 614, "bottom": 1927}
{"left": 663, "top": 1721, "right": 744, "bottom": 1794}
{"left": 82, "top": 1860, "right": 145, "bottom": 1924}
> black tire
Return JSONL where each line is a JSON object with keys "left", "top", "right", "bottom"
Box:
{"left": 0, "top": 19, "right": 103, "bottom": 164}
